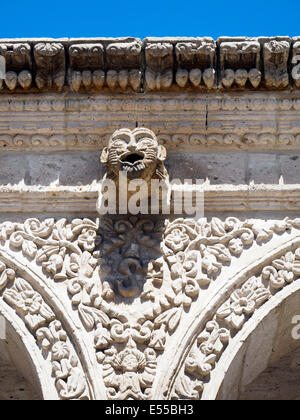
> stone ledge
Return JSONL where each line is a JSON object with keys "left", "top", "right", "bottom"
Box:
{"left": 0, "top": 184, "right": 299, "bottom": 214}
{"left": 1, "top": 36, "right": 300, "bottom": 92}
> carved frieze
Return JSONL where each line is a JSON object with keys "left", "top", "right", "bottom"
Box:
{"left": 263, "top": 38, "right": 291, "bottom": 89}
{"left": 0, "top": 43, "right": 32, "bottom": 90}
{"left": 34, "top": 43, "right": 66, "bottom": 91}
{"left": 219, "top": 38, "right": 261, "bottom": 89}
{"left": 175, "top": 39, "right": 216, "bottom": 89}
{"left": 0, "top": 37, "right": 299, "bottom": 92}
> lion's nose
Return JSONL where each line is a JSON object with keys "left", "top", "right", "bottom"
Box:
{"left": 127, "top": 136, "right": 137, "bottom": 151}
{"left": 127, "top": 144, "right": 136, "bottom": 152}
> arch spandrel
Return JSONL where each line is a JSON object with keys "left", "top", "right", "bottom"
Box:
{"left": 0, "top": 241, "right": 106, "bottom": 400}
{"left": 1, "top": 216, "right": 300, "bottom": 399}
{"left": 161, "top": 237, "right": 300, "bottom": 400}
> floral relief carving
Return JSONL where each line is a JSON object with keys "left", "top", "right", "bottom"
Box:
{"left": 0, "top": 262, "right": 90, "bottom": 400}
{"left": 172, "top": 245, "right": 300, "bottom": 401}
{"left": 262, "top": 249, "right": 300, "bottom": 290}
{"left": 0, "top": 215, "right": 299, "bottom": 399}
{"left": 216, "top": 276, "right": 271, "bottom": 329}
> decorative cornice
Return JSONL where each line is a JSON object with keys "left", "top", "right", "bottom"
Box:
{"left": 1, "top": 92, "right": 300, "bottom": 152}
{"left": 1, "top": 37, "right": 300, "bottom": 92}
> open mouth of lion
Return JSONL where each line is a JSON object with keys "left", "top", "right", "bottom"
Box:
{"left": 120, "top": 152, "right": 145, "bottom": 172}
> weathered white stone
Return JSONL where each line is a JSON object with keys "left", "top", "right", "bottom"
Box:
{"left": 0, "top": 36, "right": 300, "bottom": 401}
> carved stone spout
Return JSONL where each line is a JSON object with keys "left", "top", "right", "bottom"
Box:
{"left": 97, "top": 127, "right": 170, "bottom": 215}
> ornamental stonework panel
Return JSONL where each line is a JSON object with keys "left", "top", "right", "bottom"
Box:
{"left": 1, "top": 36, "right": 300, "bottom": 401}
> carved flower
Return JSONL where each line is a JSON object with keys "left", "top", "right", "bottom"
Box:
{"left": 228, "top": 238, "right": 244, "bottom": 255}
{"left": 165, "top": 228, "right": 190, "bottom": 253}
{"left": 52, "top": 342, "right": 70, "bottom": 361}
{"left": 202, "top": 251, "right": 222, "bottom": 276}
{"left": 113, "top": 347, "right": 146, "bottom": 373}
{"left": 262, "top": 249, "right": 300, "bottom": 290}
{"left": 4, "top": 284, "right": 55, "bottom": 331}
{"left": 217, "top": 277, "right": 271, "bottom": 329}
{"left": 78, "top": 229, "right": 97, "bottom": 252}
{"left": 272, "top": 250, "right": 300, "bottom": 281}
{"left": 17, "top": 290, "right": 44, "bottom": 315}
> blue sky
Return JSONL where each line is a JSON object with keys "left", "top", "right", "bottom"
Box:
{"left": 1, "top": 0, "right": 299, "bottom": 39}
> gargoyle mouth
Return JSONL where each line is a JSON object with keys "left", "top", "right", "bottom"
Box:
{"left": 120, "top": 152, "right": 145, "bottom": 172}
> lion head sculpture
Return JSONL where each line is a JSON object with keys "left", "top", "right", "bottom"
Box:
{"left": 97, "top": 127, "right": 169, "bottom": 215}
{"left": 100, "top": 127, "right": 168, "bottom": 181}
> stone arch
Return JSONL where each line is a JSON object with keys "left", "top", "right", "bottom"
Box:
{"left": 0, "top": 297, "right": 56, "bottom": 399}
{"left": 0, "top": 247, "right": 106, "bottom": 400}
{"left": 159, "top": 236, "right": 300, "bottom": 400}
{"left": 204, "top": 280, "right": 300, "bottom": 400}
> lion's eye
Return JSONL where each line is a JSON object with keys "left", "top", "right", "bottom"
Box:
{"left": 137, "top": 139, "right": 154, "bottom": 148}
{"left": 112, "top": 140, "right": 127, "bottom": 148}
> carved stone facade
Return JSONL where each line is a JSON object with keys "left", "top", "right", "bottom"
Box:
{"left": 1, "top": 37, "right": 300, "bottom": 401}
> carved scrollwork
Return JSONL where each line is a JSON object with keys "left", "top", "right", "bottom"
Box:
{"left": 0, "top": 261, "right": 90, "bottom": 400}
{"left": 172, "top": 242, "right": 300, "bottom": 400}
{"left": 0, "top": 215, "right": 299, "bottom": 399}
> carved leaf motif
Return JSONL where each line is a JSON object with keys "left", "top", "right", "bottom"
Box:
{"left": 211, "top": 218, "right": 226, "bottom": 237}
{"left": 207, "top": 244, "right": 231, "bottom": 262}
{"left": 36, "top": 246, "right": 54, "bottom": 262}
{"left": 24, "top": 218, "right": 54, "bottom": 238}
{"left": 71, "top": 218, "right": 98, "bottom": 234}
{"left": 173, "top": 374, "right": 203, "bottom": 400}
{"left": 78, "top": 304, "right": 110, "bottom": 330}
{"left": 0, "top": 268, "right": 15, "bottom": 291}
{"left": 0, "top": 222, "right": 15, "bottom": 241}
{"left": 14, "top": 277, "right": 32, "bottom": 292}
{"left": 154, "top": 307, "right": 182, "bottom": 333}
{"left": 52, "top": 219, "right": 74, "bottom": 241}
{"left": 9, "top": 231, "right": 25, "bottom": 248}
{"left": 94, "top": 324, "right": 113, "bottom": 350}
{"left": 22, "top": 240, "right": 38, "bottom": 258}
